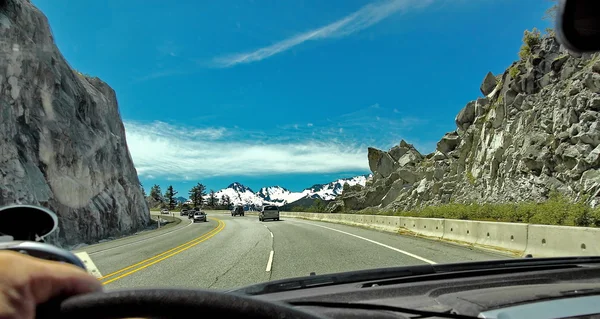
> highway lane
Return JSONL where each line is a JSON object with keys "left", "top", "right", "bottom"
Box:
{"left": 82, "top": 211, "right": 510, "bottom": 291}
{"left": 74, "top": 212, "right": 217, "bottom": 280}
{"left": 267, "top": 218, "right": 507, "bottom": 281}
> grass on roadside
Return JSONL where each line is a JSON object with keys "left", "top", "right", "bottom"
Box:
{"left": 322, "top": 191, "right": 600, "bottom": 227}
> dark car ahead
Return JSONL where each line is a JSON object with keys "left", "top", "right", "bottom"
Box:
{"left": 231, "top": 205, "right": 244, "bottom": 217}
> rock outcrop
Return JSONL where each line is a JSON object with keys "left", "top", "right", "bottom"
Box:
{"left": 334, "top": 34, "right": 600, "bottom": 212}
{"left": 0, "top": 0, "right": 150, "bottom": 247}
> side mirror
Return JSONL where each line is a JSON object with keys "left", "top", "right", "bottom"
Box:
{"left": 556, "top": 0, "right": 600, "bottom": 53}
{"left": 0, "top": 205, "right": 58, "bottom": 241}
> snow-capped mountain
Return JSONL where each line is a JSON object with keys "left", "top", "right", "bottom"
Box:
{"left": 214, "top": 182, "right": 263, "bottom": 208}
{"left": 214, "top": 174, "right": 371, "bottom": 208}
{"left": 299, "top": 175, "right": 370, "bottom": 201}
{"left": 256, "top": 186, "right": 306, "bottom": 206}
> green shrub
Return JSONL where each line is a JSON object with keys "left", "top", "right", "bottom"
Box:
{"left": 420, "top": 160, "right": 433, "bottom": 168}
{"left": 309, "top": 199, "right": 327, "bottom": 213}
{"left": 74, "top": 69, "right": 94, "bottom": 78}
{"left": 465, "top": 171, "right": 476, "bottom": 185}
{"left": 519, "top": 28, "right": 542, "bottom": 60}
{"left": 334, "top": 191, "right": 600, "bottom": 227}
{"left": 497, "top": 94, "right": 504, "bottom": 106}
{"left": 509, "top": 64, "right": 520, "bottom": 78}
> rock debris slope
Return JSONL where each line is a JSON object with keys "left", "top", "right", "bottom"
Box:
{"left": 334, "top": 35, "right": 600, "bottom": 212}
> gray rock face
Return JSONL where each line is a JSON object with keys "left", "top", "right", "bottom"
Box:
{"left": 335, "top": 36, "right": 600, "bottom": 212}
{"left": 437, "top": 131, "right": 461, "bottom": 154}
{"left": 480, "top": 71, "right": 499, "bottom": 96}
{"left": 0, "top": 0, "right": 150, "bottom": 247}
{"left": 367, "top": 147, "right": 396, "bottom": 178}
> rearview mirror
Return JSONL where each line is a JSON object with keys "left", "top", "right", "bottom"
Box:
{"left": 0, "top": 205, "right": 58, "bottom": 241}
{"left": 557, "top": 0, "right": 600, "bottom": 53}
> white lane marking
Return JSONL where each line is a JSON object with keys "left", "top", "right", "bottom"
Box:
{"left": 295, "top": 220, "right": 436, "bottom": 264}
{"left": 266, "top": 250, "right": 274, "bottom": 272}
{"left": 87, "top": 217, "right": 194, "bottom": 255}
{"left": 270, "top": 231, "right": 273, "bottom": 238}
{"left": 74, "top": 252, "right": 103, "bottom": 278}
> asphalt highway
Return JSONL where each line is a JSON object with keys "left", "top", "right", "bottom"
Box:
{"left": 73, "top": 211, "right": 510, "bottom": 291}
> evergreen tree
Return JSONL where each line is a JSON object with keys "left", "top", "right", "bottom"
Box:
{"left": 164, "top": 185, "right": 178, "bottom": 210}
{"left": 150, "top": 184, "right": 163, "bottom": 203}
{"left": 208, "top": 189, "right": 217, "bottom": 207}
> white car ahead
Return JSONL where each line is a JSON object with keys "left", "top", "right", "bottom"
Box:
{"left": 193, "top": 211, "right": 207, "bottom": 223}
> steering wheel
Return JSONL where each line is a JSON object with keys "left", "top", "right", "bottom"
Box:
{"left": 38, "top": 288, "right": 327, "bottom": 319}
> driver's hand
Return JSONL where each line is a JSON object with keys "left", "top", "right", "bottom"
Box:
{"left": 0, "top": 250, "right": 102, "bottom": 319}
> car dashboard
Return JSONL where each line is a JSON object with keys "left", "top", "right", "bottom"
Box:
{"left": 239, "top": 262, "right": 600, "bottom": 319}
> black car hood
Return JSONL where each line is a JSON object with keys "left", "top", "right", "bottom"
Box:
{"left": 227, "top": 257, "right": 600, "bottom": 296}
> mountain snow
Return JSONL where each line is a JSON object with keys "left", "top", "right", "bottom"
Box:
{"left": 213, "top": 175, "right": 371, "bottom": 207}
{"left": 299, "top": 175, "right": 370, "bottom": 201}
{"left": 214, "top": 182, "right": 263, "bottom": 208}
{"left": 256, "top": 186, "right": 306, "bottom": 206}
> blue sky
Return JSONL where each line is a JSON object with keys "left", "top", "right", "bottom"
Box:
{"left": 32, "top": 0, "right": 552, "bottom": 196}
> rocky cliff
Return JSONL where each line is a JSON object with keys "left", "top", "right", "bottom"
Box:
{"left": 0, "top": 0, "right": 150, "bottom": 247}
{"left": 333, "top": 33, "right": 600, "bottom": 213}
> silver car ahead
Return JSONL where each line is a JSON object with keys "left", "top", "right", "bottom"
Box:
{"left": 193, "top": 211, "right": 207, "bottom": 223}
{"left": 259, "top": 205, "right": 279, "bottom": 222}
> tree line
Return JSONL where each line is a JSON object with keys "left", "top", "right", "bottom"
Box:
{"left": 142, "top": 183, "right": 232, "bottom": 210}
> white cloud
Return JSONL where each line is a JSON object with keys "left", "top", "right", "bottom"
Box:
{"left": 124, "top": 121, "right": 368, "bottom": 180}
{"left": 212, "top": 0, "right": 433, "bottom": 67}
{"left": 132, "top": 69, "right": 190, "bottom": 83}
{"left": 157, "top": 41, "right": 181, "bottom": 57}
{"left": 307, "top": 123, "right": 314, "bottom": 127}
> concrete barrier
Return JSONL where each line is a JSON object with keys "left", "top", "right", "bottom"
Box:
{"left": 280, "top": 212, "right": 600, "bottom": 258}
{"left": 441, "top": 219, "right": 473, "bottom": 243}
{"left": 401, "top": 217, "right": 445, "bottom": 238}
{"left": 371, "top": 215, "right": 402, "bottom": 233}
{"left": 525, "top": 224, "right": 600, "bottom": 257}
{"left": 282, "top": 212, "right": 401, "bottom": 232}
{"left": 438, "top": 220, "right": 528, "bottom": 254}
{"left": 473, "top": 221, "right": 528, "bottom": 254}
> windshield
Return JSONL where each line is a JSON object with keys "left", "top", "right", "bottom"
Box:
{"left": 5, "top": 0, "right": 599, "bottom": 295}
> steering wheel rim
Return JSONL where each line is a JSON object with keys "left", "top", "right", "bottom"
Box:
{"left": 54, "top": 288, "right": 327, "bottom": 319}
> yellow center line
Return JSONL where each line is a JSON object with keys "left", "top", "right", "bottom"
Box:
{"left": 101, "top": 220, "right": 225, "bottom": 285}
{"left": 98, "top": 219, "right": 222, "bottom": 280}
{"left": 98, "top": 218, "right": 225, "bottom": 283}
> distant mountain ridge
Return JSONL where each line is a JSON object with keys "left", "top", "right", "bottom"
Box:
{"left": 213, "top": 174, "right": 371, "bottom": 208}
